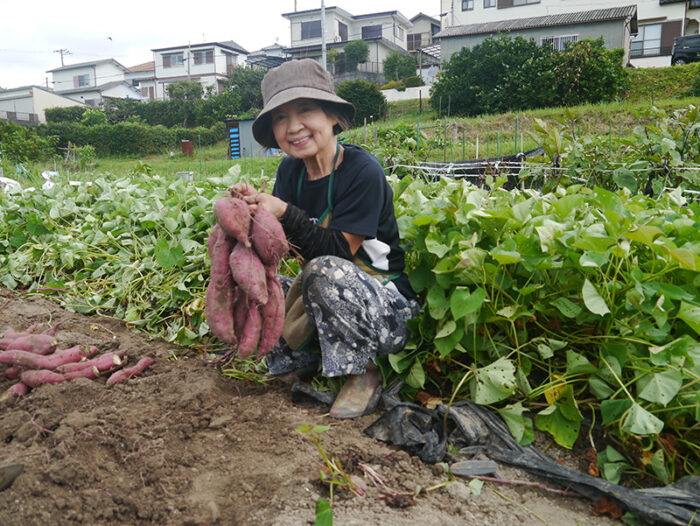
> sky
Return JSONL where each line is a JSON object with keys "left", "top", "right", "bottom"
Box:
{"left": 0, "top": 0, "right": 442, "bottom": 89}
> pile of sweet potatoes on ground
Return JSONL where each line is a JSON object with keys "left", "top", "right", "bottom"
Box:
{"left": 206, "top": 192, "right": 289, "bottom": 362}
{"left": 0, "top": 323, "right": 154, "bottom": 402}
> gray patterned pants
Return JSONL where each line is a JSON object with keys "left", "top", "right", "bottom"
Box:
{"left": 267, "top": 255, "right": 421, "bottom": 378}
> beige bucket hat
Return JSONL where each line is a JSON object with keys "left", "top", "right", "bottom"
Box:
{"left": 252, "top": 59, "right": 355, "bottom": 149}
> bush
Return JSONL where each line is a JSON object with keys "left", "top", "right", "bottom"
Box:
{"left": 383, "top": 52, "right": 417, "bottom": 81}
{"left": 81, "top": 108, "right": 109, "bottom": 126}
{"left": 43, "top": 121, "right": 224, "bottom": 156}
{"left": 223, "top": 67, "right": 265, "bottom": 112}
{"left": 336, "top": 80, "right": 386, "bottom": 126}
{"left": 45, "top": 106, "right": 87, "bottom": 124}
{"left": 431, "top": 35, "right": 626, "bottom": 116}
{"left": 403, "top": 76, "right": 422, "bottom": 88}
{"left": 0, "top": 121, "right": 56, "bottom": 163}
{"left": 343, "top": 40, "right": 370, "bottom": 72}
{"left": 549, "top": 38, "right": 628, "bottom": 106}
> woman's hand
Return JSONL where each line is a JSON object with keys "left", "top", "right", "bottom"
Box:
{"left": 228, "top": 183, "right": 288, "bottom": 218}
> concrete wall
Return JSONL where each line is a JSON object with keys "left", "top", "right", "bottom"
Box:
{"left": 381, "top": 85, "right": 431, "bottom": 102}
{"left": 33, "top": 87, "right": 84, "bottom": 123}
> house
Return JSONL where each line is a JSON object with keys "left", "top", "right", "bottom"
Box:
{"left": 246, "top": 43, "right": 289, "bottom": 69}
{"left": 151, "top": 41, "right": 249, "bottom": 100}
{"left": 437, "top": 0, "right": 700, "bottom": 67}
{"left": 0, "top": 85, "right": 84, "bottom": 125}
{"left": 47, "top": 59, "right": 142, "bottom": 106}
{"left": 408, "top": 13, "right": 442, "bottom": 84}
{"left": 126, "top": 61, "right": 157, "bottom": 101}
{"left": 281, "top": 6, "right": 413, "bottom": 82}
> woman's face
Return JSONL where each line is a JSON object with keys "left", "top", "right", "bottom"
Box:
{"left": 271, "top": 99, "right": 338, "bottom": 160}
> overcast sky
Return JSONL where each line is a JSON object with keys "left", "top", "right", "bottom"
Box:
{"left": 0, "top": 0, "right": 441, "bottom": 89}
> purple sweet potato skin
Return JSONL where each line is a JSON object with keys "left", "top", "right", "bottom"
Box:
{"left": 237, "top": 302, "right": 262, "bottom": 359}
{"left": 206, "top": 229, "right": 237, "bottom": 345}
{"left": 0, "top": 345, "right": 95, "bottom": 370}
{"left": 20, "top": 370, "right": 66, "bottom": 388}
{"left": 214, "top": 197, "right": 251, "bottom": 247}
{"left": 207, "top": 224, "right": 224, "bottom": 259}
{"left": 106, "top": 357, "right": 155, "bottom": 385}
{"left": 229, "top": 243, "right": 268, "bottom": 305}
{"left": 232, "top": 287, "right": 248, "bottom": 343}
{"left": 251, "top": 208, "right": 289, "bottom": 266}
{"left": 1, "top": 334, "right": 57, "bottom": 354}
{"left": 257, "top": 273, "right": 285, "bottom": 356}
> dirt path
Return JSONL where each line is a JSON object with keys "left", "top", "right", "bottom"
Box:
{"left": 0, "top": 288, "right": 617, "bottom": 525}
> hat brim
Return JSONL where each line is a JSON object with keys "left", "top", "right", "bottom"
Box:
{"left": 252, "top": 86, "right": 355, "bottom": 149}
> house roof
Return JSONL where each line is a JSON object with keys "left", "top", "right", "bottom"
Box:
{"left": 54, "top": 80, "right": 136, "bottom": 96}
{"left": 410, "top": 13, "right": 440, "bottom": 25}
{"left": 152, "top": 41, "right": 249, "bottom": 55}
{"left": 47, "top": 58, "right": 130, "bottom": 73}
{"left": 128, "top": 61, "right": 155, "bottom": 72}
{"left": 435, "top": 5, "right": 638, "bottom": 39}
{"left": 283, "top": 6, "right": 412, "bottom": 27}
{"left": 659, "top": 0, "right": 700, "bottom": 6}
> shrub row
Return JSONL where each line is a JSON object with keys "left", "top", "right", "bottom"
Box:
{"left": 42, "top": 122, "right": 225, "bottom": 156}
{"left": 431, "top": 36, "right": 628, "bottom": 117}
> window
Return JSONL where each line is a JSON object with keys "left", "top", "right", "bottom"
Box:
{"left": 462, "top": 0, "right": 474, "bottom": 10}
{"left": 513, "top": 0, "right": 539, "bottom": 5}
{"left": 163, "top": 52, "right": 184, "bottom": 68}
{"left": 631, "top": 24, "right": 662, "bottom": 57}
{"left": 394, "top": 25, "right": 404, "bottom": 39}
{"left": 408, "top": 33, "right": 423, "bottom": 51}
{"left": 73, "top": 74, "right": 90, "bottom": 88}
{"left": 193, "top": 49, "right": 214, "bottom": 65}
{"left": 541, "top": 34, "right": 578, "bottom": 51}
{"left": 362, "top": 24, "right": 382, "bottom": 40}
{"left": 484, "top": 0, "right": 496, "bottom": 7}
{"left": 338, "top": 22, "right": 348, "bottom": 41}
{"left": 301, "top": 20, "right": 321, "bottom": 39}
{"left": 225, "top": 53, "right": 237, "bottom": 75}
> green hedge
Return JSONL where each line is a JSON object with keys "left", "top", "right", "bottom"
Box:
{"left": 624, "top": 63, "right": 700, "bottom": 102}
{"left": 42, "top": 122, "right": 224, "bottom": 156}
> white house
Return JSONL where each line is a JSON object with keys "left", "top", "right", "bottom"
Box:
{"left": 126, "top": 61, "right": 157, "bottom": 101}
{"left": 0, "top": 85, "right": 84, "bottom": 124}
{"left": 408, "top": 13, "right": 441, "bottom": 52}
{"left": 152, "top": 41, "right": 249, "bottom": 100}
{"left": 281, "top": 6, "right": 413, "bottom": 80}
{"left": 438, "top": 0, "right": 700, "bottom": 67}
{"left": 47, "top": 59, "right": 141, "bottom": 106}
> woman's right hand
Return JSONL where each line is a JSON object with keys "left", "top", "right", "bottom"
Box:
{"left": 228, "top": 182, "right": 257, "bottom": 199}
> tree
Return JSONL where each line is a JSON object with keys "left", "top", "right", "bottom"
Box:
{"left": 224, "top": 66, "right": 266, "bottom": 112}
{"left": 336, "top": 80, "right": 385, "bottom": 126}
{"left": 383, "top": 52, "right": 417, "bottom": 81}
{"left": 166, "top": 80, "right": 203, "bottom": 127}
{"left": 343, "top": 40, "right": 369, "bottom": 72}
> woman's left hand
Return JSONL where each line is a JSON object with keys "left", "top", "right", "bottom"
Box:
{"left": 229, "top": 183, "right": 287, "bottom": 218}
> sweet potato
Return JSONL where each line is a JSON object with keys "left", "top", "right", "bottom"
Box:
{"left": 207, "top": 224, "right": 224, "bottom": 259}
{"left": 257, "top": 273, "right": 285, "bottom": 356}
{"left": 214, "top": 196, "right": 251, "bottom": 247}
{"left": 251, "top": 208, "right": 289, "bottom": 267}
{"left": 0, "top": 383, "right": 28, "bottom": 402}
{"left": 20, "top": 370, "right": 66, "bottom": 388}
{"left": 232, "top": 288, "right": 249, "bottom": 343}
{"left": 0, "top": 344, "right": 96, "bottom": 370}
{"left": 55, "top": 350, "right": 125, "bottom": 374}
{"left": 237, "top": 302, "right": 262, "bottom": 359}
{"left": 106, "top": 357, "right": 155, "bottom": 385}
{"left": 4, "top": 366, "right": 22, "bottom": 380}
{"left": 206, "top": 228, "right": 237, "bottom": 345}
{"left": 229, "top": 243, "right": 268, "bottom": 305}
{"left": 1, "top": 333, "right": 57, "bottom": 354}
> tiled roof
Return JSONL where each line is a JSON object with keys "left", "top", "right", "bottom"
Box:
{"left": 47, "top": 58, "right": 129, "bottom": 73}
{"left": 435, "top": 5, "right": 637, "bottom": 39}
{"left": 128, "top": 61, "right": 155, "bottom": 72}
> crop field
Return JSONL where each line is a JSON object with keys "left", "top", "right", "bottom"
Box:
{"left": 1, "top": 99, "right": 699, "bottom": 518}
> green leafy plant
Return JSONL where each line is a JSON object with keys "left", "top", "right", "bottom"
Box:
{"left": 383, "top": 52, "right": 416, "bottom": 82}
{"left": 342, "top": 40, "right": 369, "bottom": 72}
{"left": 296, "top": 423, "right": 363, "bottom": 506}
{"left": 336, "top": 80, "right": 386, "bottom": 126}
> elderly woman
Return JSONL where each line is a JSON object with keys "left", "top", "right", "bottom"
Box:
{"left": 233, "top": 59, "right": 420, "bottom": 418}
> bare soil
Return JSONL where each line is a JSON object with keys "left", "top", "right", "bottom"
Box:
{"left": 0, "top": 288, "right": 618, "bottom": 525}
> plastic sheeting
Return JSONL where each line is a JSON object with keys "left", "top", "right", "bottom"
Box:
{"left": 364, "top": 384, "right": 700, "bottom": 526}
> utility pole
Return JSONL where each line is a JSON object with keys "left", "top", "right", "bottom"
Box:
{"left": 321, "top": 0, "right": 327, "bottom": 71}
{"left": 53, "top": 48, "right": 71, "bottom": 66}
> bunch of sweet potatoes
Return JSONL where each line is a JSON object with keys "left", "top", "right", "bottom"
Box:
{"left": 0, "top": 323, "right": 155, "bottom": 402}
{"left": 206, "top": 193, "right": 288, "bottom": 361}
